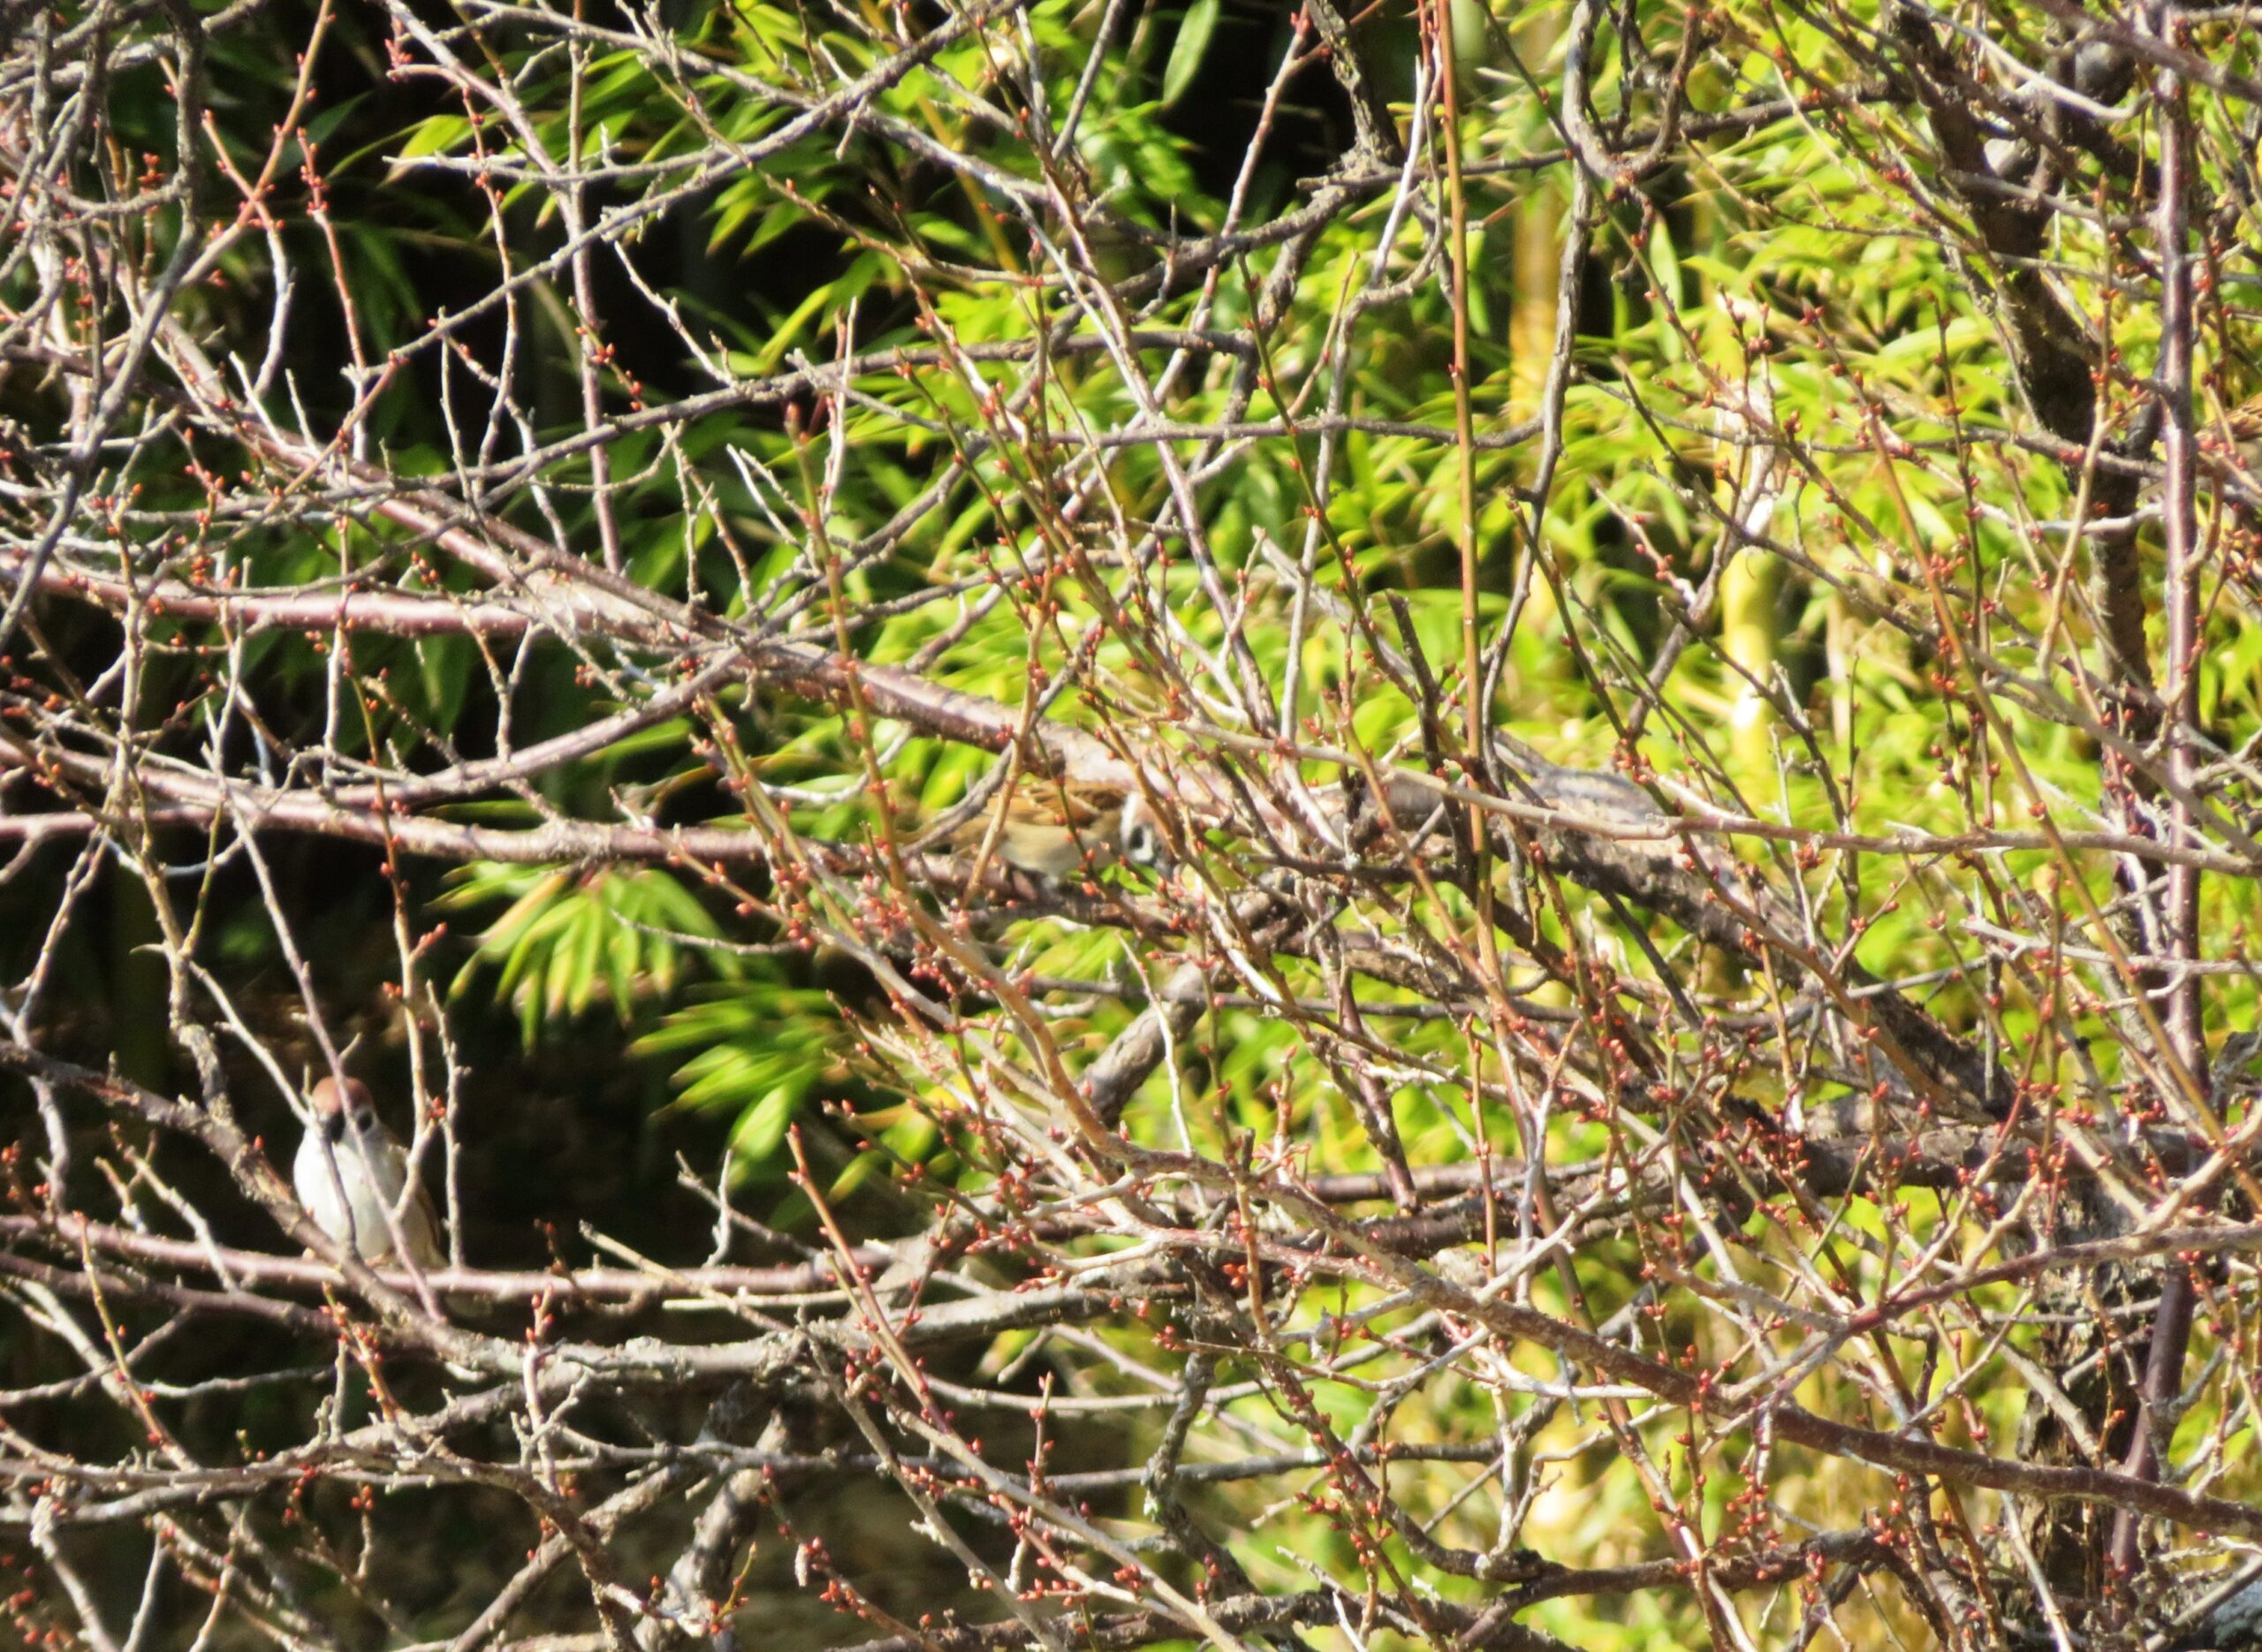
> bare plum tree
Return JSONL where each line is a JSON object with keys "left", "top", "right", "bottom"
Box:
{"left": 4, "top": 0, "right": 2262, "bottom": 1648}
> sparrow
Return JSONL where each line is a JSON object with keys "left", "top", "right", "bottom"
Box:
{"left": 941, "top": 784, "right": 1168, "bottom": 879}
{"left": 2202, "top": 396, "right": 2262, "bottom": 483}
{"left": 292, "top": 1076, "right": 445, "bottom": 1269}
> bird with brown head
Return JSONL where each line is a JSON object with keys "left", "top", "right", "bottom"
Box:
{"left": 941, "top": 784, "right": 1169, "bottom": 880}
{"left": 292, "top": 1076, "right": 445, "bottom": 1269}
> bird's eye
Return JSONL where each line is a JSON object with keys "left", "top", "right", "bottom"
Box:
{"left": 1125, "top": 820, "right": 1161, "bottom": 867}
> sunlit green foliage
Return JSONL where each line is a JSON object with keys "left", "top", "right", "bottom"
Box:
{"left": 18, "top": 0, "right": 2262, "bottom": 1638}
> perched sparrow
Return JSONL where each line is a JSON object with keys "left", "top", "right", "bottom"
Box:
{"left": 2202, "top": 396, "right": 2262, "bottom": 481}
{"left": 944, "top": 784, "right": 1168, "bottom": 879}
{"left": 292, "top": 1076, "right": 445, "bottom": 1269}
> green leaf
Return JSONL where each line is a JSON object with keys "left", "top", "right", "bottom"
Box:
{"left": 730, "top": 1087, "right": 801, "bottom": 1168}
{"left": 1160, "top": 0, "right": 1218, "bottom": 108}
{"left": 394, "top": 114, "right": 474, "bottom": 163}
